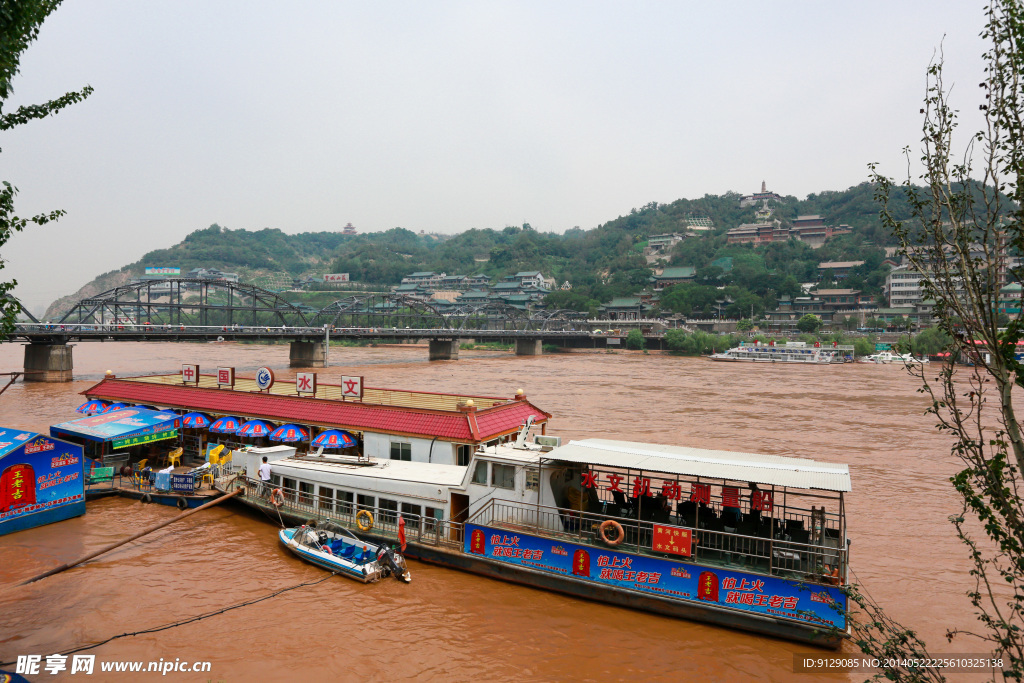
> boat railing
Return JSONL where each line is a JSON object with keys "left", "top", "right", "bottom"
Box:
{"left": 471, "top": 499, "right": 847, "bottom": 585}
{"left": 238, "top": 477, "right": 465, "bottom": 548}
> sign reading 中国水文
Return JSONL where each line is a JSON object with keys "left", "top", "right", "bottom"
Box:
{"left": 296, "top": 372, "right": 316, "bottom": 395}
{"left": 340, "top": 375, "right": 362, "bottom": 399}
{"left": 111, "top": 429, "right": 177, "bottom": 450}
{"left": 255, "top": 367, "right": 275, "bottom": 391}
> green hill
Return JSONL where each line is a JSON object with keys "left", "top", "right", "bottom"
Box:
{"left": 43, "top": 183, "right": 921, "bottom": 320}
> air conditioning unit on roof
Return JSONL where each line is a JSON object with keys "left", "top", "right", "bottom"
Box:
{"left": 534, "top": 435, "right": 561, "bottom": 448}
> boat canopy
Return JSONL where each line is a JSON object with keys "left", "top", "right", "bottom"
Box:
{"left": 50, "top": 407, "right": 180, "bottom": 445}
{"left": 542, "top": 439, "right": 851, "bottom": 492}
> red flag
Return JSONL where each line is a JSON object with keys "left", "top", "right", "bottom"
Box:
{"left": 398, "top": 514, "right": 407, "bottom": 552}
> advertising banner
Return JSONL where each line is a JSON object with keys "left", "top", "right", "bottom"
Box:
{"left": 464, "top": 523, "right": 846, "bottom": 630}
{"left": 51, "top": 409, "right": 180, "bottom": 443}
{"left": 145, "top": 267, "right": 180, "bottom": 275}
{"left": 323, "top": 274, "right": 349, "bottom": 282}
{"left": 0, "top": 433, "right": 84, "bottom": 535}
{"left": 111, "top": 428, "right": 178, "bottom": 450}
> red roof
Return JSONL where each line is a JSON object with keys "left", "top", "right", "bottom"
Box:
{"left": 82, "top": 378, "right": 550, "bottom": 443}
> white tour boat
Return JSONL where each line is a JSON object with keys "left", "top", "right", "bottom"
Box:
{"left": 224, "top": 421, "right": 853, "bottom": 649}
{"left": 709, "top": 341, "right": 851, "bottom": 364}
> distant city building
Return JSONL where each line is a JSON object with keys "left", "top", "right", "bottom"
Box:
{"left": 650, "top": 266, "right": 696, "bottom": 290}
{"left": 817, "top": 261, "right": 865, "bottom": 280}
{"left": 885, "top": 265, "right": 926, "bottom": 308}
{"left": 342, "top": 222, "right": 357, "bottom": 235}
{"left": 726, "top": 220, "right": 791, "bottom": 245}
{"left": 683, "top": 216, "right": 714, "bottom": 231}
{"left": 184, "top": 268, "right": 239, "bottom": 283}
{"left": 811, "top": 288, "right": 866, "bottom": 312}
{"left": 599, "top": 296, "right": 654, "bottom": 321}
{"left": 648, "top": 233, "right": 685, "bottom": 254}
{"left": 739, "top": 181, "right": 784, "bottom": 208}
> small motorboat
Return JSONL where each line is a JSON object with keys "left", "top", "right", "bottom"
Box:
{"left": 279, "top": 520, "right": 411, "bottom": 583}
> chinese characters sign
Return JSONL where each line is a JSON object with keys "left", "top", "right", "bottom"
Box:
{"left": 296, "top": 372, "right": 317, "bottom": 395}
{"left": 0, "top": 433, "right": 84, "bottom": 536}
{"left": 323, "top": 273, "right": 349, "bottom": 282}
{"left": 217, "top": 367, "right": 235, "bottom": 387}
{"left": 171, "top": 474, "right": 195, "bottom": 493}
{"left": 111, "top": 429, "right": 177, "bottom": 450}
{"left": 341, "top": 375, "right": 363, "bottom": 399}
{"left": 181, "top": 364, "right": 199, "bottom": 385}
{"left": 652, "top": 524, "right": 692, "bottom": 557}
{"left": 464, "top": 523, "right": 846, "bottom": 630}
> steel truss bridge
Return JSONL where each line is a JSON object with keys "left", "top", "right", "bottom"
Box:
{"left": 11, "top": 279, "right": 592, "bottom": 343}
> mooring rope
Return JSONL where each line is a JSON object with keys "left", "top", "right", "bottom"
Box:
{"left": 0, "top": 572, "right": 338, "bottom": 666}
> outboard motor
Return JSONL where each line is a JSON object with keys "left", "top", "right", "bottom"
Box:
{"left": 377, "top": 546, "right": 412, "bottom": 583}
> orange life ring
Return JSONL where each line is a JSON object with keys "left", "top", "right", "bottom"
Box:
{"left": 599, "top": 519, "right": 625, "bottom": 546}
{"left": 270, "top": 488, "right": 285, "bottom": 507}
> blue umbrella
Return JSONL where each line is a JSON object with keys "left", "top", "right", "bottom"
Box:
{"left": 77, "top": 399, "right": 108, "bottom": 414}
{"left": 134, "top": 404, "right": 159, "bottom": 410}
{"left": 102, "top": 402, "right": 128, "bottom": 413}
{"left": 208, "top": 415, "right": 243, "bottom": 433}
{"left": 269, "top": 424, "right": 309, "bottom": 442}
{"left": 182, "top": 412, "right": 212, "bottom": 428}
{"left": 237, "top": 419, "right": 273, "bottom": 438}
{"left": 312, "top": 430, "right": 357, "bottom": 449}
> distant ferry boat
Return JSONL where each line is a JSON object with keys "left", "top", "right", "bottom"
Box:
{"left": 709, "top": 341, "right": 851, "bottom": 364}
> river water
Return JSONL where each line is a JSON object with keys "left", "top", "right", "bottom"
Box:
{"left": 0, "top": 342, "right": 972, "bottom": 681}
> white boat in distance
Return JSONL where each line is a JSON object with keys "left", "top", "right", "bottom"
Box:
{"left": 859, "top": 351, "right": 929, "bottom": 365}
{"left": 709, "top": 341, "right": 851, "bottom": 364}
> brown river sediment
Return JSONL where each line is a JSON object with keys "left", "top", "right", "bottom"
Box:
{"left": 0, "top": 343, "right": 973, "bottom": 681}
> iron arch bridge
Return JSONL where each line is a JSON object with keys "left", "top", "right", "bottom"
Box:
{"left": 29, "top": 279, "right": 584, "bottom": 335}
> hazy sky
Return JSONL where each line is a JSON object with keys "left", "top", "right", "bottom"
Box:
{"left": 3, "top": 1, "right": 990, "bottom": 313}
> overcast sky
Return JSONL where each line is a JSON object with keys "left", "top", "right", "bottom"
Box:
{"left": 3, "top": 1, "right": 990, "bottom": 314}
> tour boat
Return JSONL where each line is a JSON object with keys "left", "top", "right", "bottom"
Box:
{"left": 859, "top": 351, "right": 928, "bottom": 365}
{"left": 709, "top": 341, "right": 851, "bottom": 364}
{"left": 225, "top": 424, "right": 852, "bottom": 648}
{"left": 279, "top": 519, "right": 410, "bottom": 583}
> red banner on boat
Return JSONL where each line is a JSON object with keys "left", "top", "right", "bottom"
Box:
{"left": 652, "top": 524, "right": 692, "bottom": 557}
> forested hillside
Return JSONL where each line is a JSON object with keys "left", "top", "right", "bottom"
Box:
{"left": 44, "top": 182, "right": 920, "bottom": 320}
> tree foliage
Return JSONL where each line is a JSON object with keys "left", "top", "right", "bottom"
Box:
{"left": 0, "top": 0, "right": 92, "bottom": 333}
{"left": 860, "top": 2, "right": 1024, "bottom": 678}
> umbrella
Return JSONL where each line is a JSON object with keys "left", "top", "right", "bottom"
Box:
{"left": 208, "top": 415, "right": 243, "bottom": 433}
{"left": 77, "top": 399, "right": 108, "bottom": 414}
{"left": 269, "top": 424, "right": 309, "bottom": 442}
{"left": 312, "top": 430, "right": 357, "bottom": 449}
{"left": 182, "top": 412, "right": 212, "bottom": 428}
{"left": 237, "top": 419, "right": 273, "bottom": 438}
{"left": 102, "top": 402, "right": 128, "bottom": 413}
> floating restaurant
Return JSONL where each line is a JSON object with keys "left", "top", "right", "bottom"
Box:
{"left": 71, "top": 365, "right": 850, "bottom": 647}
{"left": 78, "top": 366, "right": 552, "bottom": 466}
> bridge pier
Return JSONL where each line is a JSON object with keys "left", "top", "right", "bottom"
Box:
{"left": 514, "top": 339, "right": 543, "bottom": 356}
{"left": 429, "top": 339, "right": 459, "bottom": 361}
{"left": 289, "top": 341, "right": 326, "bottom": 368}
{"left": 24, "top": 343, "right": 73, "bottom": 382}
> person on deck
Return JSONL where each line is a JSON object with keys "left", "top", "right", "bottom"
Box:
{"left": 258, "top": 456, "right": 272, "bottom": 497}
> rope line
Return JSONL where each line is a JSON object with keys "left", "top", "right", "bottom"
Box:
{"left": 0, "top": 572, "right": 337, "bottom": 667}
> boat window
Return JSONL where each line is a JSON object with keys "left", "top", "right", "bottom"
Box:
{"left": 271, "top": 474, "right": 280, "bottom": 487}
{"left": 472, "top": 461, "right": 488, "bottom": 484}
{"left": 378, "top": 498, "right": 398, "bottom": 524}
{"left": 282, "top": 477, "right": 297, "bottom": 502}
{"left": 318, "top": 486, "right": 333, "bottom": 512}
{"left": 456, "top": 444, "right": 473, "bottom": 466}
{"left": 390, "top": 442, "right": 411, "bottom": 461}
{"left": 357, "top": 494, "right": 375, "bottom": 513}
{"left": 401, "top": 502, "right": 422, "bottom": 520}
{"left": 298, "top": 481, "right": 314, "bottom": 505}
{"left": 491, "top": 463, "right": 515, "bottom": 489}
{"left": 336, "top": 490, "right": 353, "bottom": 516}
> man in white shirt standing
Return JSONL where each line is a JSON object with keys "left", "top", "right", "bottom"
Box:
{"left": 258, "top": 456, "right": 273, "bottom": 497}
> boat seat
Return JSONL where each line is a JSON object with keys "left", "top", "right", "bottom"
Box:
{"left": 339, "top": 545, "right": 356, "bottom": 559}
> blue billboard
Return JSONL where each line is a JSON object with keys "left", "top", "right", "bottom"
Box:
{"left": 0, "top": 429, "right": 85, "bottom": 536}
{"left": 465, "top": 523, "right": 846, "bottom": 630}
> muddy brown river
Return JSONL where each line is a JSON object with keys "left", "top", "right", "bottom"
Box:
{"left": 0, "top": 343, "right": 973, "bottom": 681}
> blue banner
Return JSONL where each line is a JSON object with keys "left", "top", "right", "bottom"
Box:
{"left": 465, "top": 523, "right": 846, "bottom": 630}
{"left": 0, "top": 434, "right": 85, "bottom": 532}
